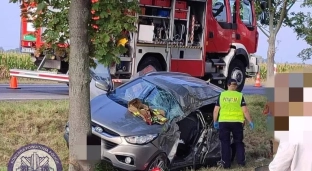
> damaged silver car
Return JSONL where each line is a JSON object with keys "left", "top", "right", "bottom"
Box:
{"left": 64, "top": 71, "right": 224, "bottom": 171}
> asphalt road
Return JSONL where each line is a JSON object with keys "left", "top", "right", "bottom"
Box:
{"left": 0, "top": 84, "right": 69, "bottom": 101}
{"left": 0, "top": 84, "right": 265, "bottom": 101}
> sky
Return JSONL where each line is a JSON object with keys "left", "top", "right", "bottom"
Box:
{"left": 0, "top": 1, "right": 310, "bottom": 64}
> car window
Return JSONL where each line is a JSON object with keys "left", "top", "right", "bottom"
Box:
{"left": 107, "top": 78, "right": 184, "bottom": 121}
{"left": 111, "top": 78, "right": 154, "bottom": 102}
{"left": 90, "top": 61, "right": 111, "bottom": 85}
{"left": 229, "top": 0, "right": 235, "bottom": 22}
{"left": 107, "top": 79, "right": 154, "bottom": 106}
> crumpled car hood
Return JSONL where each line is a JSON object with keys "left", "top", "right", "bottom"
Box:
{"left": 91, "top": 94, "right": 163, "bottom": 136}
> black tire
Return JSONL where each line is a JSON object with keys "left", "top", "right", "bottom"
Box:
{"left": 226, "top": 59, "right": 246, "bottom": 92}
{"left": 145, "top": 153, "right": 168, "bottom": 171}
{"left": 138, "top": 56, "right": 163, "bottom": 72}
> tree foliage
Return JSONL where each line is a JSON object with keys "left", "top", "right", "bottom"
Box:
{"left": 289, "top": 1, "right": 312, "bottom": 45}
{"left": 10, "top": 0, "right": 139, "bottom": 66}
{"left": 255, "top": 0, "right": 312, "bottom": 64}
{"left": 294, "top": 11, "right": 312, "bottom": 63}
{"left": 298, "top": 47, "right": 312, "bottom": 63}
{"left": 254, "top": 0, "right": 299, "bottom": 79}
{"left": 288, "top": 12, "right": 312, "bottom": 44}
{"left": 255, "top": 0, "right": 296, "bottom": 38}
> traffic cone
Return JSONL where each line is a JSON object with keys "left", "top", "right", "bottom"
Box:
{"left": 254, "top": 73, "right": 262, "bottom": 87}
{"left": 8, "top": 76, "right": 20, "bottom": 89}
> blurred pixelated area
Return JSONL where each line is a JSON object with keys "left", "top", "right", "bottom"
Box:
{"left": 265, "top": 68, "right": 312, "bottom": 154}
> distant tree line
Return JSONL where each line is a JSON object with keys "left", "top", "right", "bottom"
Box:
{"left": 0, "top": 47, "right": 20, "bottom": 53}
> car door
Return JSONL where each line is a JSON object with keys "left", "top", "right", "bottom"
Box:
{"left": 90, "top": 60, "right": 113, "bottom": 100}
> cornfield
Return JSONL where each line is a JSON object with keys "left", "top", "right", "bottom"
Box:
{"left": 0, "top": 52, "right": 310, "bottom": 81}
{"left": 258, "top": 63, "right": 311, "bottom": 80}
{"left": 0, "top": 52, "right": 36, "bottom": 79}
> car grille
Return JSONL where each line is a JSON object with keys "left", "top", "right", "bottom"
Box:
{"left": 91, "top": 121, "right": 120, "bottom": 136}
{"left": 103, "top": 139, "right": 118, "bottom": 150}
{"left": 88, "top": 134, "right": 118, "bottom": 150}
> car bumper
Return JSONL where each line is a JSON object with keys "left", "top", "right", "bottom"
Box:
{"left": 98, "top": 136, "right": 160, "bottom": 171}
{"left": 63, "top": 131, "right": 161, "bottom": 171}
{"left": 64, "top": 132, "right": 69, "bottom": 148}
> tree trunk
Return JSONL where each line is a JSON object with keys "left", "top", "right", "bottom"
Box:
{"left": 266, "top": 34, "right": 276, "bottom": 80}
{"left": 68, "top": 0, "right": 94, "bottom": 170}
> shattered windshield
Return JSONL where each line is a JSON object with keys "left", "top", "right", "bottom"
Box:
{"left": 107, "top": 78, "right": 184, "bottom": 121}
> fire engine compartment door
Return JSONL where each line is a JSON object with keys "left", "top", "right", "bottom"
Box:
{"left": 170, "top": 0, "right": 206, "bottom": 77}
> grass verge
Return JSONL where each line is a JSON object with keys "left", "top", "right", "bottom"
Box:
{"left": 0, "top": 95, "right": 271, "bottom": 170}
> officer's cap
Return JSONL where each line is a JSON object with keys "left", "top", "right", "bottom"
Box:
{"left": 227, "top": 79, "right": 237, "bottom": 85}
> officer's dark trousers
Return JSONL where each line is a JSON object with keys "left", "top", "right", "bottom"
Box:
{"left": 219, "top": 122, "right": 245, "bottom": 168}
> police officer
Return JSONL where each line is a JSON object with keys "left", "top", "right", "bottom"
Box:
{"left": 213, "top": 79, "right": 254, "bottom": 169}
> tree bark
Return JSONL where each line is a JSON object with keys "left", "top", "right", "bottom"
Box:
{"left": 267, "top": 34, "right": 276, "bottom": 79}
{"left": 68, "top": 0, "right": 94, "bottom": 170}
{"left": 266, "top": 0, "right": 276, "bottom": 81}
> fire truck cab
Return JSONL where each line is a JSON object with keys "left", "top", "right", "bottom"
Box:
{"left": 18, "top": 0, "right": 267, "bottom": 91}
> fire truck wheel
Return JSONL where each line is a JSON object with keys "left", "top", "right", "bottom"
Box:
{"left": 137, "top": 57, "right": 163, "bottom": 72}
{"left": 227, "top": 59, "right": 246, "bottom": 92}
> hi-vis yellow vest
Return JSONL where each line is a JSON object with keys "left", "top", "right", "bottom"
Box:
{"left": 219, "top": 91, "right": 244, "bottom": 123}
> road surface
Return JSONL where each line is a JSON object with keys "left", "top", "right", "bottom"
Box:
{"left": 0, "top": 84, "right": 265, "bottom": 101}
{"left": 0, "top": 84, "right": 68, "bottom": 101}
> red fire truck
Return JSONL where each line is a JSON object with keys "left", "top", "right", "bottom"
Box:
{"left": 12, "top": 0, "right": 267, "bottom": 91}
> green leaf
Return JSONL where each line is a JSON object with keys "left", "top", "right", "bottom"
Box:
{"left": 36, "top": 2, "right": 47, "bottom": 13}
{"left": 297, "top": 47, "right": 312, "bottom": 63}
{"left": 100, "top": 11, "right": 108, "bottom": 18}
{"left": 102, "top": 34, "right": 110, "bottom": 43}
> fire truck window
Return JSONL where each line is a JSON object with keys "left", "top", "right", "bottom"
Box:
{"left": 240, "top": 0, "right": 253, "bottom": 26}
{"left": 229, "top": 0, "right": 235, "bottom": 16}
{"left": 229, "top": 0, "right": 236, "bottom": 22}
{"left": 212, "top": 0, "right": 227, "bottom": 22}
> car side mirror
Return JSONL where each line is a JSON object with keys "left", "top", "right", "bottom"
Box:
{"left": 95, "top": 80, "right": 111, "bottom": 92}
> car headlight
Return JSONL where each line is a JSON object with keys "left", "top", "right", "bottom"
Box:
{"left": 124, "top": 134, "right": 158, "bottom": 145}
{"left": 65, "top": 126, "right": 69, "bottom": 133}
{"left": 65, "top": 122, "right": 69, "bottom": 133}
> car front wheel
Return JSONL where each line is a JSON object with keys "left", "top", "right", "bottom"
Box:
{"left": 145, "top": 153, "right": 168, "bottom": 171}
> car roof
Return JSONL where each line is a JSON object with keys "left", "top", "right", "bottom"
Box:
{"left": 145, "top": 71, "right": 192, "bottom": 77}
{"left": 143, "top": 71, "right": 209, "bottom": 87}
